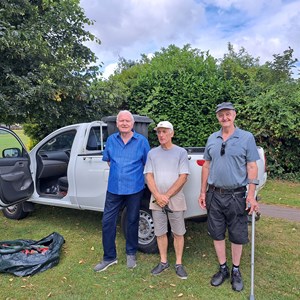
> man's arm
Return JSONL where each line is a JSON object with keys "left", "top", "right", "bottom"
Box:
{"left": 145, "top": 173, "right": 169, "bottom": 207}
{"left": 198, "top": 160, "right": 210, "bottom": 209}
{"left": 165, "top": 174, "right": 188, "bottom": 199}
{"left": 246, "top": 161, "right": 259, "bottom": 214}
{"left": 146, "top": 173, "right": 188, "bottom": 207}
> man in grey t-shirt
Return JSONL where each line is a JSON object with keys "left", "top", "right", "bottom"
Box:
{"left": 144, "top": 121, "right": 189, "bottom": 279}
{"left": 198, "top": 102, "right": 260, "bottom": 292}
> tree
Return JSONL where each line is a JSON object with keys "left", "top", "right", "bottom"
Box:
{"left": 241, "top": 81, "right": 300, "bottom": 178}
{"left": 264, "top": 47, "right": 298, "bottom": 82}
{"left": 108, "top": 44, "right": 300, "bottom": 178}
{"left": 219, "top": 45, "right": 300, "bottom": 178}
{"left": 126, "top": 44, "right": 222, "bottom": 146}
{"left": 0, "top": 0, "right": 100, "bottom": 139}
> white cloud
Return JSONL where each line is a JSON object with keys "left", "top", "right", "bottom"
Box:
{"left": 228, "top": 1, "right": 300, "bottom": 63}
{"left": 82, "top": 0, "right": 204, "bottom": 51}
{"left": 102, "top": 63, "right": 118, "bottom": 79}
{"left": 80, "top": 0, "right": 300, "bottom": 74}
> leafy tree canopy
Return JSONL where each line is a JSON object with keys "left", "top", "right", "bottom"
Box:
{"left": 126, "top": 44, "right": 222, "bottom": 146}
{"left": 0, "top": 0, "right": 100, "bottom": 137}
{"left": 103, "top": 44, "right": 299, "bottom": 178}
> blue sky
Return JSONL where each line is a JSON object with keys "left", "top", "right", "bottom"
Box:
{"left": 80, "top": 0, "right": 300, "bottom": 78}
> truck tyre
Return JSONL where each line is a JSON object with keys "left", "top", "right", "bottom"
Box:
{"left": 2, "top": 203, "right": 29, "bottom": 220}
{"left": 121, "top": 205, "right": 158, "bottom": 254}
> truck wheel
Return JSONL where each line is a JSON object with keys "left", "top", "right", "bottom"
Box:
{"left": 2, "top": 204, "right": 29, "bottom": 220}
{"left": 121, "top": 205, "right": 158, "bottom": 254}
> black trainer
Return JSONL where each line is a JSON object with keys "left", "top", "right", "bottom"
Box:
{"left": 175, "top": 264, "right": 188, "bottom": 279}
{"left": 151, "top": 262, "right": 170, "bottom": 275}
{"left": 231, "top": 268, "right": 244, "bottom": 292}
{"left": 211, "top": 265, "right": 230, "bottom": 286}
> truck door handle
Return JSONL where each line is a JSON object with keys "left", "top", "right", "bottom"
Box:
{"left": 83, "top": 157, "right": 93, "bottom": 160}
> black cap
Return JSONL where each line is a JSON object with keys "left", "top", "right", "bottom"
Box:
{"left": 215, "top": 102, "right": 235, "bottom": 113}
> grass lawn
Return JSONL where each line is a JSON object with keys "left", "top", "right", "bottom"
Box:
{"left": 13, "top": 129, "right": 30, "bottom": 150}
{"left": 259, "top": 180, "right": 300, "bottom": 208}
{"left": 0, "top": 187, "right": 299, "bottom": 299}
{"left": 0, "top": 129, "right": 299, "bottom": 300}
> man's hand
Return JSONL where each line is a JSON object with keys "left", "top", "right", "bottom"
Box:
{"left": 153, "top": 194, "right": 169, "bottom": 208}
{"left": 246, "top": 196, "right": 259, "bottom": 215}
{"left": 198, "top": 192, "right": 206, "bottom": 209}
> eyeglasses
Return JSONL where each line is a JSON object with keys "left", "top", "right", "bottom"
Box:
{"left": 220, "top": 142, "right": 226, "bottom": 156}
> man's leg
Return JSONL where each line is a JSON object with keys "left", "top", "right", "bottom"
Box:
{"left": 102, "top": 192, "right": 123, "bottom": 261}
{"left": 214, "top": 239, "right": 227, "bottom": 264}
{"left": 157, "top": 234, "right": 168, "bottom": 262}
{"left": 124, "top": 190, "right": 144, "bottom": 255}
{"left": 231, "top": 243, "right": 244, "bottom": 292}
{"left": 207, "top": 192, "right": 229, "bottom": 285}
{"left": 150, "top": 234, "right": 170, "bottom": 275}
{"left": 173, "top": 234, "right": 184, "bottom": 265}
{"left": 151, "top": 211, "right": 170, "bottom": 275}
{"left": 169, "top": 212, "right": 188, "bottom": 279}
{"left": 173, "top": 233, "right": 188, "bottom": 279}
{"left": 211, "top": 239, "right": 230, "bottom": 286}
{"left": 228, "top": 192, "right": 248, "bottom": 292}
{"left": 231, "top": 243, "right": 243, "bottom": 266}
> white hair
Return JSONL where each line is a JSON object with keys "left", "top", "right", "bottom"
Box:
{"left": 116, "top": 110, "right": 134, "bottom": 122}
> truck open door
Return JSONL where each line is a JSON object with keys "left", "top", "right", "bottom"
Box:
{"left": 0, "top": 127, "right": 33, "bottom": 207}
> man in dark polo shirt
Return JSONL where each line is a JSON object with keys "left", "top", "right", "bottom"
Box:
{"left": 198, "top": 102, "right": 260, "bottom": 292}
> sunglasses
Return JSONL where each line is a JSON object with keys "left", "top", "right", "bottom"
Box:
{"left": 220, "top": 142, "right": 226, "bottom": 156}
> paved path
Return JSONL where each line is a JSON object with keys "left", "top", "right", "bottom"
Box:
{"left": 259, "top": 203, "right": 300, "bottom": 222}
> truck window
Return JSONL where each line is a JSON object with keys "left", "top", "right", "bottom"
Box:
{"left": 0, "top": 129, "right": 23, "bottom": 158}
{"left": 40, "top": 130, "right": 76, "bottom": 152}
{"left": 86, "top": 126, "right": 108, "bottom": 151}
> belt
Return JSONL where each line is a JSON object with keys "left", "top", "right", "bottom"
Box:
{"left": 208, "top": 185, "right": 246, "bottom": 194}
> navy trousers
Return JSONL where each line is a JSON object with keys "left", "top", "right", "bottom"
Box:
{"left": 102, "top": 190, "right": 144, "bottom": 261}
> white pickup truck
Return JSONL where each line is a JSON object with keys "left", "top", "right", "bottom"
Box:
{"left": 0, "top": 118, "right": 267, "bottom": 253}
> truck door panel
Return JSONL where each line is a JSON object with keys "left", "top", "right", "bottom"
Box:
{"left": 74, "top": 124, "right": 109, "bottom": 210}
{"left": 0, "top": 128, "right": 33, "bottom": 206}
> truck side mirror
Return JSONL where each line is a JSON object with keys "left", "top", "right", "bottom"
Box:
{"left": 2, "top": 148, "right": 21, "bottom": 158}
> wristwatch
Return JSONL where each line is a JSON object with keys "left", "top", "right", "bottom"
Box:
{"left": 248, "top": 179, "right": 259, "bottom": 185}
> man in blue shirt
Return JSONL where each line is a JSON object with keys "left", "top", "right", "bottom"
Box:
{"left": 198, "top": 102, "right": 260, "bottom": 292}
{"left": 94, "top": 110, "right": 150, "bottom": 272}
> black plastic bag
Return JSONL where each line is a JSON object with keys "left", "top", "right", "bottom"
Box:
{"left": 0, "top": 232, "right": 65, "bottom": 277}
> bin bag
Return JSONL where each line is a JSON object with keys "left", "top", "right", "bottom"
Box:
{"left": 0, "top": 232, "right": 65, "bottom": 276}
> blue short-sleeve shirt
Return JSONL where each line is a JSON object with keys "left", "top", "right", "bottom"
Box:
{"left": 103, "top": 131, "right": 150, "bottom": 195}
{"left": 204, "top": 127, "right": 260, "bottom": 188}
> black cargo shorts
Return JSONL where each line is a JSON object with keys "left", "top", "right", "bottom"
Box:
{"left": 206, "top": 190, "right": 249, "bottom": 244}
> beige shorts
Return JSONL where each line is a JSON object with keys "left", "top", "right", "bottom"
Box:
{"left": 152, "top": 210, "right": 186, "bottom": 236}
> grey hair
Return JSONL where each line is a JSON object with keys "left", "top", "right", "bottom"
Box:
{"left": 116, "top": 110, "right": 134, "bottom": 122}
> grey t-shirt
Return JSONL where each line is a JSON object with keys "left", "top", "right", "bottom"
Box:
{"left": 204, "top": 127, "right": 260, "bottom": 188}
{"left": 144, "top": 145, "right": 190, "bottom": 211}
